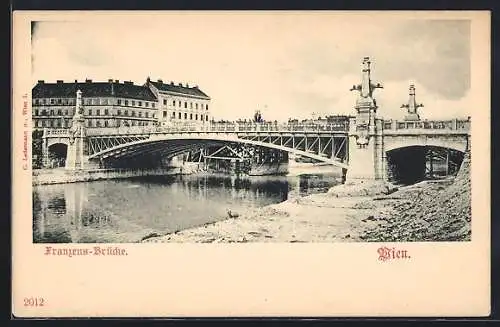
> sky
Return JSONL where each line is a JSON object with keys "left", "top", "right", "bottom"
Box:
{"left": 31, "top": 13, "right": 471, "bottom": 122}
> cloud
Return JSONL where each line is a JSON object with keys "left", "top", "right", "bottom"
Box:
{"left": 31, "top": 15, "right": 471, "bottom": 123}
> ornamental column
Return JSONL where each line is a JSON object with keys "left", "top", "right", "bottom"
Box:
{"left": 65, "top": 90, "right": 87, "bottom": 170}
{"left": 346, "top": 57, "right": 385, "bottom": 181}
{"left": 401, "top": 84, "right": 424, "bottom": 121}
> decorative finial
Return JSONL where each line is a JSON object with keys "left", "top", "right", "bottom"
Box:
{"left": 350, "top": 56, "right": 383, "bottom": 99}
{"left": 401, "top": 83, "right": 423, "bottom": 121}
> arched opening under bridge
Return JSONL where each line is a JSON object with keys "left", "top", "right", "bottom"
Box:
{"left": 47, "top": 143, "right": 68, "bottom": 168}
{"left": 386, "top": 145, "right": 465, "bottom": 185}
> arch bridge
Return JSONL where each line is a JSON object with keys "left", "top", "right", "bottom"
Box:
{"left": 41, "top": 117, "right": 470, "bottom": 180}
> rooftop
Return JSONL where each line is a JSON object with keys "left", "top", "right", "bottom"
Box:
{"left": 147, "top": 78, "right": 210, "bottom": 100}
{"left": 32, "top": 79, "right": 158, "bottom": 101}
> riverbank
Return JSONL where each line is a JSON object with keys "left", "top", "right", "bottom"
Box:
{"left": 143, "top": 151, "right": 471, "bottom": 243}
{"left": 32, "top": 163, "right": 202, "bottom": 186}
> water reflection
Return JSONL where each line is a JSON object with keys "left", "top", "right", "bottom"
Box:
{"left": 33, "top": 173, "right": 340, "bottom": 243}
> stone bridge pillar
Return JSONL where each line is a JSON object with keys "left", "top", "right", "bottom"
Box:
{"left": 346, "top": 57, "right": 385, "bottom": 182}
{"left": 66, "top": 90, "right": 87, "bottom": 170}
{"left": 41, "top": 128, "right": 50, "bottom": 168}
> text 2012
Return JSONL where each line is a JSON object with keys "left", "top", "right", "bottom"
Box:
{"left": 24, "top": 297, "right": 45, "bottom": 307}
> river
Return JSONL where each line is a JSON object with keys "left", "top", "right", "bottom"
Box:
{"left": 33, "top": 173, "right": 342, "bottom": 243}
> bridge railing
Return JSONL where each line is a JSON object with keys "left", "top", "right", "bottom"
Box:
{"left": 45, "top": 118, "right": 469, "bottom": 138}
{"left": 42, "top": 128, "right": 71, "bottom": 137}
{"left": 83, "top": 121, "right": 349, "bottom": 136}
{"left": 383, "top": 118, "right": 471, "bottom": 132}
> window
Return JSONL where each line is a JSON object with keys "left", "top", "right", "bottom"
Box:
{"left": 178, "top": 112, "right": 181, "bottom": 119}
{"left": 201, "top": 115, "right": 204, "bottom": 121}
{"left": 117, "top": 110, "right": 121, "bottom": 115}
{"left": 35, "top": 109, "right": 39, "bottom": 116}
{"left": 64, "top": 110, "right": 68, "bottom": 115}
{"left": 206, "top": 115, "right": 208, "bottom": 121}
{"left": 190, "top": 113, "right": 193, "bottom": 120}
{"left": 163, "top": 111, "right": 167, "bottom": 118}
{"left": 105, "top": 109, "right": 109, "bottom": 115}
{"left": 195, "top": 114, "right": 198, "bottom": 120}
{"left": 163, "top": 99, "right": 167, "bottom": 105}
{"left": 50, "top": 99, "right": 55, "bottom": 105}
{"left": 125, "top": 110, "right": 129, "bottom": 116}
{"left": 50, "top": 110, "right": 54, "bottom": 115}
{"left": 131, "top": 100, "right": 135, "bottom": 106}
{"left": 206, "top": 105, "right": 209, "bottom": 111}
{"left": 172, "top": 112, "right": 176, "bottom": 118}
{"left": 145, "top": 102, "right": 149, "bottom": 107}
{"left": 138, "top": 112, "right": 142, "bottom": 117}
{"left": 96, "top": 120, "right": 101, "bottom": 127}
{"left": 138, "top": 101, "right": 142, "bottom": 107}
{"left": 57, "top": 99, "right": 62, "bottom": 104}
{"left": 92, "top": 99, "right": 99, "bottom": 105}
{"left": 85, "top": 99, "right": 92, "bottom": 105}
{"left": 125, "top": 100, "right": 129, "bottom": 106}
{"left": 195, "top": 103, "right": 198, "bottom": 110}
{"left": 42, "top": 99, "right": 46, "bottom": 105}
{"left": 58, "top": 109, "right": 62, "bottom": 115}
{"left": 184, "top": 112, "right": 187, "bottom": 119}
{"left": 172, "top": 100, "right": 176, "bottom": 107}
{"left": 131, "top": 111, "right": 136, "bottom": 117}
{"left": 132, "top": 121, "right": 136, "bottom": 126}
{"left": 184, "top": 102, "right": 187, "bottom": 108}
{"left": 88, "top": 110, "right": 92, "bottom": 115}
{"left": 33, "top": 99, "right": 38, "bottom": 105}
{"left": 96, "top": 109, "right": 100, "bottom": 116}
{"left": 42, "top": 110, "right": 47, "bottom": 115}
{"left": 104, "top": 120, "right": 108, "bottom": 127}
{"left": 152, "top": 103, "right": 155, "bottom": 108}
{"left": 146, "top": 112, "right": 149, "bottom": 118}
{"left": 102, "top": 99, "right": 108, "bottom": 105}
{"left": 190, "top": 102, "right": 193, "bottom": 109}
{"left": 118, "top": 99, "right": 122, "bottom": 105}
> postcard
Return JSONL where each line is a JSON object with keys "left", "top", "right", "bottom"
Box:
{"left": 12, "top": 10, "right": 490, "bottom": 317}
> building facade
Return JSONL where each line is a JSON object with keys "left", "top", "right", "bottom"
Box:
{"left": 32, "top": 78, "right": 211, "bottom": 130}
{"left": 145, "top": 78, "right": 211, "bottom": 126}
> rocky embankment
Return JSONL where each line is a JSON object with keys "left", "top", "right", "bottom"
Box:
{"left": 359, "top": 150, "right": 471, "bottom": 242}
{"left": 142, "top": 150, "right": 471, "bottom": 243}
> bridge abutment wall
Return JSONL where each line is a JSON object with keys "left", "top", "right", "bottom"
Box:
{"left": 345, "top": 118, "right": 385, "bottom": 181}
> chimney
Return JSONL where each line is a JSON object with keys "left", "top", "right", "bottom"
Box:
{"left": 85, "top": 79, "right": 92, "bottom": 83}
{"left": 186, "top": 83, "right": 189, "bottom": 88}
{"left": 56, "top": 80, "right": 63, "bottom": 84}
{"left": 74, "top": 79, "right": 78, "bottom": 83}
{"left": 170, "top": 81, "right": 174, "bottom": 85}
{"left": 157, "top": 79, "right": 163, "bottom": 84}
{"left": 124, "top": 81, "right": 133, "bottom": 85}
{"left": 37, "top": 80, "right": 44, "bottom": 84}
{"left": 115, "top": 80, "right": 119, "bottom": 83}
{"left": 108, "top": 79, "right": 113, "bottom": 83}
{"left": 178, "top": 82, "right": 183, "bottom": 87}
{"left": 146, "top": 76, "right": 150, "bottom": 83}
